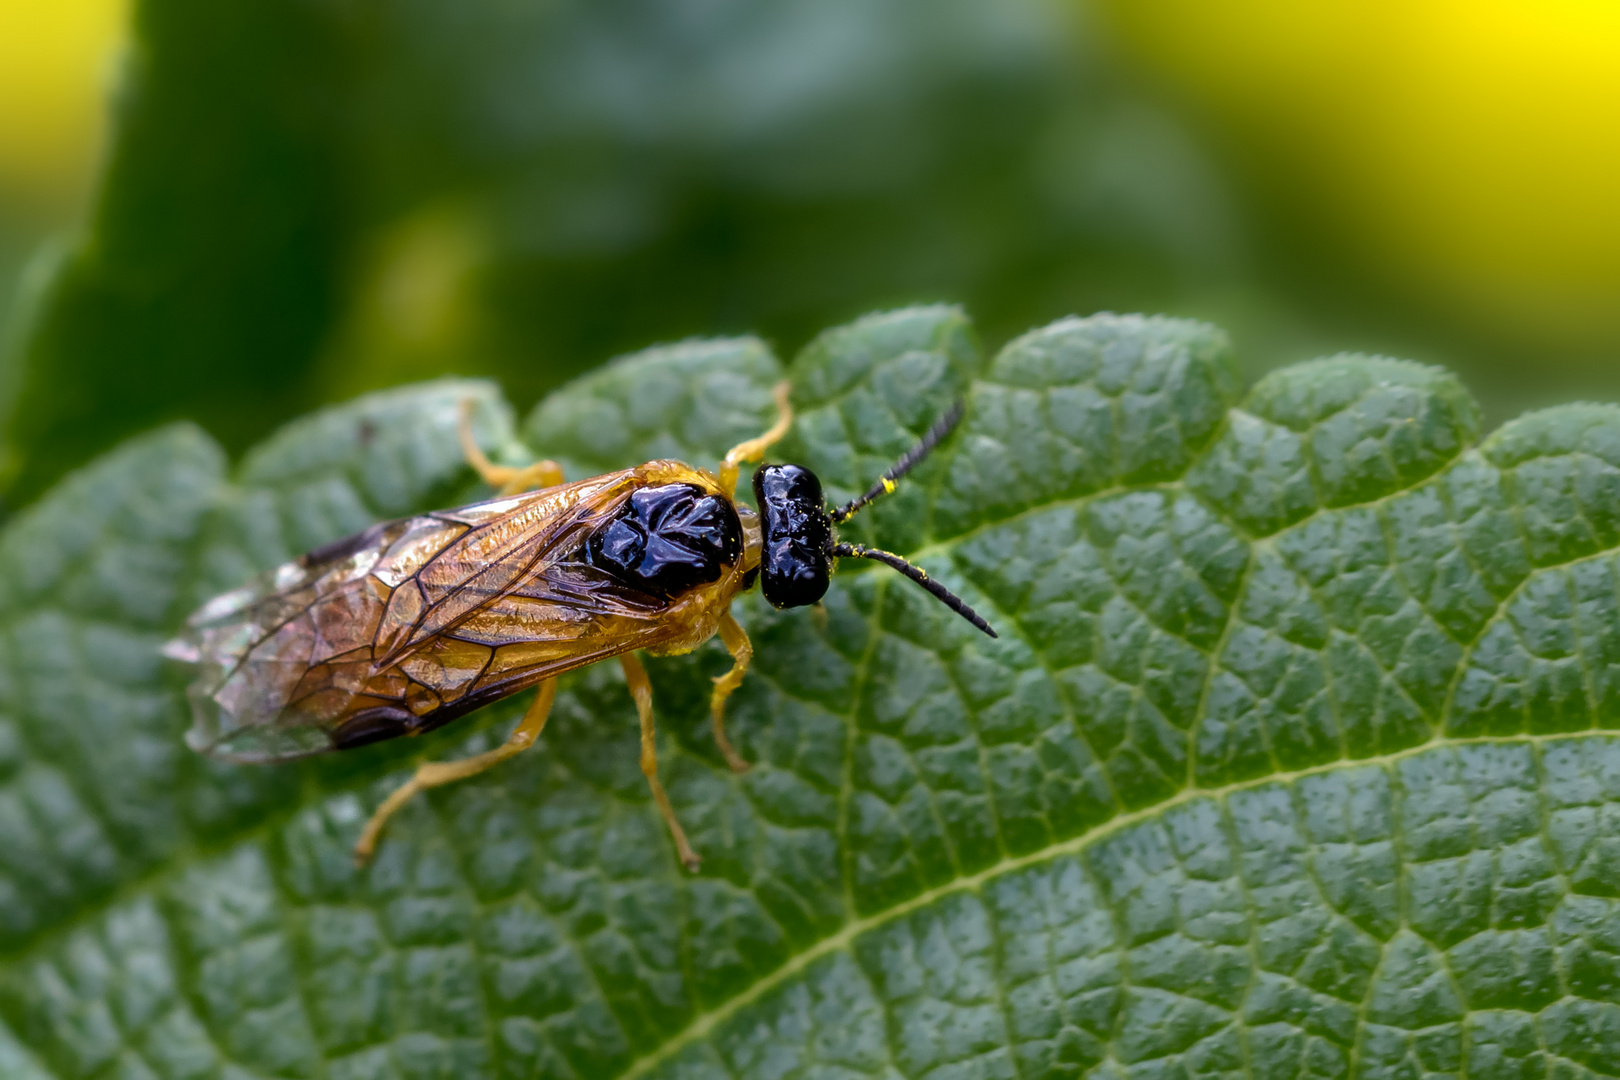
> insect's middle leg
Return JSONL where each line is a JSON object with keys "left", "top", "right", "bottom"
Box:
{"left": 354, "top": 679, "right": 557, "bottom": 865}
{"left": 710, "top": 610, "right": 753, "bottom": 773}
{"left": 620, "top": 652, "right": 702, "bottom": 871}
{"left": 459, "top": 399, "right": 565, "bottom": 495}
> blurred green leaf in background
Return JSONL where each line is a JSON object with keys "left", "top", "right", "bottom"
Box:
{"left": 7, "top": 0, "right": 1620, "bottom": 513}
{"left": 0, "top": 0, "right": 1272, "bottom": 511}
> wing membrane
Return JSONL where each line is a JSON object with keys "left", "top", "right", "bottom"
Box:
{"left": 172, "top": 468, "right": 688, "bottom": 761}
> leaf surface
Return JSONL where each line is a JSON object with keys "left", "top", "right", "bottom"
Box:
{"left": 5, "top": 311, "right": 1620, "bottom": 1079}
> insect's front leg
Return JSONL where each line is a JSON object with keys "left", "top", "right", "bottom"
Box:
{"left": 718, "top": 381, "right": 793, "bottom": 492}
{"left": 710, "top": 609, "right": 753, "bottom": 773}
{"left": 353, "top": 679, "right": 557, "bottom": 865}
{"left": 619, "top": 652, "right": 702, "bottom": 871}
{"left": 458, "top": 399, "right": 565, "bottom": 495}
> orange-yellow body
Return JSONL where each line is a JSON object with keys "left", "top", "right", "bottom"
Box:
{"left": 178, "top": 461, "right": 760, "bottom": 762}
{"left": 169, "top": 385, "right": 794, "bottom": 870}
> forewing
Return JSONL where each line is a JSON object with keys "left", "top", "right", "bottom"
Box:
{"left": 169, "top": 515, "right": 431, "bottom": 759}
{"left": 316, "top": 555, "right": 691, "bottom": 752}
{"left": 369, "top": 471, "right": 633, "bottom": 667}
{"left": 171, "top": 470, "right": 657, "bottom": 761}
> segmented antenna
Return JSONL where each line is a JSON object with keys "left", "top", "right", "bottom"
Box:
{"left": 830, "top": 401, "right": 966, "bottom": 523}
{"left": 830, "top": 542, "right": 997, "bottom": 638}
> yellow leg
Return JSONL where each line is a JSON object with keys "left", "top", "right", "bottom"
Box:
{"left": 459, "top": 399, "right": 565, "bottom": 495}
{"left": 620, "top": 653, "right": 702, "bottom": 871}
{"left": 353, "top": 679, "right": 557, "bottom": 865}
{"left": 718, "top": 381, "right": 793, "bottom": 492}
{"left": 710, "top": 610, "right": 752, "bottom": 773}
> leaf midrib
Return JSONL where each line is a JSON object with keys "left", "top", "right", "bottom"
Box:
{"left": 9, "top": 371, "right": 1604, "bottom": 1076}
{"left": 6, "top": 724, "right": 1604, "bottom": 1073}
{"left": 10, "top": 510, "right": 1618, "bottom": 1072}
{"left": 7, "top": 443, "right": 1596, "bottom": 973}
{"left": 616, "top": 728, "right": 1617, "bottom": 1080}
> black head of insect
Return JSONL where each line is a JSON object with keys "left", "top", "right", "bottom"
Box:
{"left": 750, "top": 401, "right": 997, "bottom": 638}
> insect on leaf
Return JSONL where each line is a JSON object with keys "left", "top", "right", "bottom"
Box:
{"left": 7, "top": 311, "right": 1620, "bottom": 1080}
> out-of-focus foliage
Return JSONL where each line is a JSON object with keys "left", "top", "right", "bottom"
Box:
{"left": 7, "top": 0, "right": 1620, "bottom": 514}
{"left": 1100, "top": 0, "right": 1620, "bottom": 392}
{"left": 0, "top": 0, "right": 1267, "bottom": 511}
{"left": 0, "top": 0, "right": 126, "bottom": 452}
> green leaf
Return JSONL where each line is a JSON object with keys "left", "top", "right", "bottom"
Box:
{"left": 7, "top": 308, "right": 1620, "bottom": 1079}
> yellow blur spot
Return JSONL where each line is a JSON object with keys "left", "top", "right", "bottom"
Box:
{"left": 882, "top": 477, "right": 897, "bottom": 494}
{"left": 365, "top": 207, "right": 481, "bottom": 350}
{"left": 1101, "top": 0, "right": 1620, "bottom": 346}
{"left": 315, "top": 204, "right": 489, "bottom": 399}
{"left": 0, "top": 0, "right": 128, "bottom": 208}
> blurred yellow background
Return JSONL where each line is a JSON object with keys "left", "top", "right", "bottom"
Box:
{"left": 16, "top": 0, "right": 1620, "bottom": 346}
{"left": 1101, "top": 0, "right": 1620, "bottom": 352}
{"left": 5, "top": 0, "right": 1620, "bottom": 506}
{"left": 0, "top": 0, "right": 125, "bottom": 212}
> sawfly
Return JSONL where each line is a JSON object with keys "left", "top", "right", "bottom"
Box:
{"left": 166, "top": 383, "right": 994, "bottom": 869}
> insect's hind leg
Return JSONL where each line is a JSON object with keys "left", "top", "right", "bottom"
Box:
{"left": 718, "top": 381, "right": 793, "bottom": 492}
{"left": 459, "top": 399, "right": 565, "bottom": 495}
{"left": 620, "top": 653, "right": 702, "bottom": 871}
{"left": 710, "top": 610, "right": 753, "bottom": 773}
{"left": 353, "top": 679, "right": 557, "bottom": 866}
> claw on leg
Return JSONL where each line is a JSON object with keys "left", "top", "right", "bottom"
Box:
{"left": 353, "top": 680, "right": 556, "bottom": 866}
{"left": 458, "top": 398, "right": 565, "bottom": 495}
{"left": 621, "top": 652, "right": 702, "bottom": 871}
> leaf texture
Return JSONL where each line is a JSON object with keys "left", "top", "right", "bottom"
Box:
{"left": 5, "top": 310, "right": 1620, "bottom": 1079}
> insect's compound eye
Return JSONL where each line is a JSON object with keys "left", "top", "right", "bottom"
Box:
{"left": 586, "top": 483, "right": 743, "bottom": 599}
{"left": 752, "top": 463, "right": 832, "bottom": 609}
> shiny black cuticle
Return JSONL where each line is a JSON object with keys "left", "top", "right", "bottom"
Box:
{"left": 586, "top": 483, "right": 743, "bottom": 599}
{"left": 753, "top": 463, "right": 832, "bottom": 609}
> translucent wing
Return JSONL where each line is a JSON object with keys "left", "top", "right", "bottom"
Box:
{"left": 169, "top": 468, "right": 696, "bottom": 761}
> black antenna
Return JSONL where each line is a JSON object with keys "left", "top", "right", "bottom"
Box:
{"left": 830, "top": 401, "right": 966, "bottom": 524}
{"left": 831, "top": 542, "right": 997, "bottom": 638}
